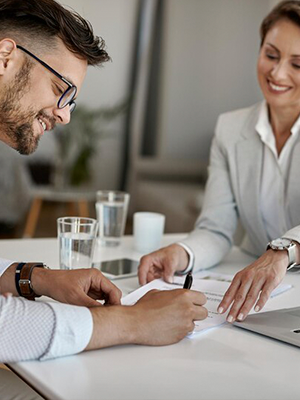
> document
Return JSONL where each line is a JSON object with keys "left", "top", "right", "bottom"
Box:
{"left": 122, "top": 273, "right": 292, "bottom": 337}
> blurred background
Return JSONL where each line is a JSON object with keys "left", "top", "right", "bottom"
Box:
{"left": 0, "top": 0, "right": 280, "bottom": 239}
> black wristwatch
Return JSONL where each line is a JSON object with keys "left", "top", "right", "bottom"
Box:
{"left": 267, "top": 238, "right": 297, "bottom": 271}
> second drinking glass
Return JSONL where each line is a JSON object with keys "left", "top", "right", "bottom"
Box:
{"left": 96, "top": 190, "right": 130, "bottom": 246}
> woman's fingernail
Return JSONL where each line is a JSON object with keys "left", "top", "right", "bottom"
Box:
{"left": 218, "top": 307, "right": 223, "bottom": 314}
{"left": 255, "top": 305, "right": 260, "bottom": 312}
{"left": 227, "top": 315, "right": 234, "bottom": 323}
{"left": 237, "top": 313, "right": 244, "bottom": 321}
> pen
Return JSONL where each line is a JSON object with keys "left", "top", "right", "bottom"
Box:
{"left": 183, "top": 271, "right": 193, "bottom": 289}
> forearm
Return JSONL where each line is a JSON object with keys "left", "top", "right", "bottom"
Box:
{"left": 86, "top": 306, "right": 137, "bottom": 350}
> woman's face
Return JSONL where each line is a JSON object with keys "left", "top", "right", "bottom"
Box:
{"left": 257, "top": 18, "right": 300, "bottom": 112}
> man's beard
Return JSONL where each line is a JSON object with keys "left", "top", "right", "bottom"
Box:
{"left": 0, "top": 60, "right": 55, "bottom": 155}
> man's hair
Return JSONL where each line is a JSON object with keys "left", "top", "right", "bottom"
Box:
{"left": 260, "top": 0, "right": 300, "bottom": 47}
{"left": 0, "top": 0, "right": 110, "bottom": 65}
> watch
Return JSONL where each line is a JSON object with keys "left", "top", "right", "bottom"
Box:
{"left": 15, "top": 262, "right": 49, "bottom": 300}
{"left": 267, "top": 238, "right": 297, "bottom": 271}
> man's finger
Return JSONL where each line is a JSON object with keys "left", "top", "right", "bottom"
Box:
{"left": 74, "top": 292, "right": 102, "bottom": 307}
{"left": 192, "top": 305, "right": 208, "bottom": 321}
{"left": 97, "top": 276, "right": 122, "bottom": 305}
{"left": 189, "top": 290, "right": 207, "bottom": 306}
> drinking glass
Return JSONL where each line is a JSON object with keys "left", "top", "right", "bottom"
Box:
{"left": 96, "top": 191, "right": 130, "bottom": 246}
{"left": 57, "top": 217, "right": 98, "bottom": 269}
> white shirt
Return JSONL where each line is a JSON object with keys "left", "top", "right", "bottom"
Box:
{"left": 256, "top": 101, "right": 300, "bottom": 241}
{"left": 0, "top": 261, "right": 93, "bottom": 362}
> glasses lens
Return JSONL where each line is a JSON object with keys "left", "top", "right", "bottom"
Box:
{"left": 69, "top": 102, "right": 76, "bottom": 114}
{"left": 58, "top": 86, "right": 77, "bottom": 109}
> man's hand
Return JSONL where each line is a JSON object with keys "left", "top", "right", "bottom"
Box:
{"left": 86, "top": 289, "right": 208, "bottom": 350}
{"left": 32, "top": 268, "right": 122, "bottom": 307}
{"left": 132, "top": 289, "right": 208, "bottom": 345}
{"left": 138, "top": 244, "right": 189, "bottom": 285}
{"left": 218, "top": 249, "right": 288, "bottom": 322}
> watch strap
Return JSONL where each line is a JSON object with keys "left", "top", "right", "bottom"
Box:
{"left": 16, "top": 262, "right": 45, "bottom": 300}
{"left": 286, "top": 244, "right": 297, "bottom": 271}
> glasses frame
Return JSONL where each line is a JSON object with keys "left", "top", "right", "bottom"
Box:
{"left": 16, "top": 45, "right": 77, "bottom": 113}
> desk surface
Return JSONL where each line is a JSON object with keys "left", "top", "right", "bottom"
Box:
{"left": 2, "top": 234, "right": 300, "bottom": 400}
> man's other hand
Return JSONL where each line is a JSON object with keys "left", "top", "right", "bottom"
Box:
{"left": 32, "top": 268, "right": 122, "bottom": 307}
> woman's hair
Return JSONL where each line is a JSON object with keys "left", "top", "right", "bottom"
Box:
{"left": 260, "top": 1, "right": 300, "bottom": 46}
{"left": 0, "top": 0, "right": 110, "bottom": 66}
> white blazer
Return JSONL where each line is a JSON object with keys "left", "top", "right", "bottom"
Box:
{"left": 181, "top": 102, "right": 300, "bottom": 271}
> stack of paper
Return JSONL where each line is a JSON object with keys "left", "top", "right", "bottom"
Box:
{"left": 122, "top": 273, "right": 292, "bottom": 337}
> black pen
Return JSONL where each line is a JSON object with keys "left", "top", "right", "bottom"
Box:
{"left": 183, "top": 271, "right": 193, "bottom": 289}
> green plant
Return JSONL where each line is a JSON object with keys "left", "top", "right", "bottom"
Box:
{"left": 54, "top": 102, "right": 126, "bottom": 186}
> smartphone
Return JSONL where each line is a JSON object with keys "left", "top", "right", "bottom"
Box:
{"left": 93, "top": 258, "right": 139, "bottom": 279}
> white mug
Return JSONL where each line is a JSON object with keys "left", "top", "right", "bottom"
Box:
{"left": 133, "top": 212, "right": 165, "bottom": 253}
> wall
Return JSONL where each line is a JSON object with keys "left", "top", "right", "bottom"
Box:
{"left": 156, "top": 0, "right": 272, "bottom": 161}
{"left": 26, "top": 0, "right": 279, "bottom": 187}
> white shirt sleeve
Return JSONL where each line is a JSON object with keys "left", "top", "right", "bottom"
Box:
{"left": 0, "top": 295, "right": 93, "bottom": 363}
{"left": 175, "top": 242, "right": 194, "bottom": 275}
{"left": 0, "top": 258, "right": 15, "bottom": 276}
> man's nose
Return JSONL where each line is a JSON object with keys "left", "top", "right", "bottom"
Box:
{"left": 53, "top": 106, "right": 71, "bottom": 125}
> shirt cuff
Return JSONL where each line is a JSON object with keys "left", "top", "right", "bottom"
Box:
{"left": 40, "top": 302, "right": 93, "bottom": 361}
{"left": 0, "top": 258, "right": 16, "bottom": 276}
{"left": 175, "top": 242, "right": 194, "bottom": 275}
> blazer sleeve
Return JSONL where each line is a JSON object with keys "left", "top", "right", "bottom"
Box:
{"left": 180, "top": 115, "right": 239, "bottom": 271}
{"left": 283, "top": 226, "right": 300, "bottom": 245}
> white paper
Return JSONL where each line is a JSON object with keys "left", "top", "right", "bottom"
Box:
{"left": 122, "top": 273, "right": 292, "bottom": 336}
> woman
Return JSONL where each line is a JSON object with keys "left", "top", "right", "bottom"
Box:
{"left": 138, "top": 0, "right": 300, "bottom": 323}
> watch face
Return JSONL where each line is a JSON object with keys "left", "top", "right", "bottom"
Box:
{"left": 272, "top": 238, "right": 291, "bottom": 248}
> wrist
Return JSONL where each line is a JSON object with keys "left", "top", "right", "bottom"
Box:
{"left": 267, "top": 238, "right": 298, "bottom": 270}
{"left": 174, "top": 243, "right": 191, "bottom": 274}
{"left": 31, "top": 267, "right": 52, "bottom": 297}
{"left": 86, "top": 305, "right": 137, "bottom": 350}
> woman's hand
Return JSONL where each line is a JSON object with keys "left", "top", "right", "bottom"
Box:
{"left": 138, "top": 244, "right": 190, "bottom": 285}
{"left": 218, "top": 249, "right": 289, "bottom": 322}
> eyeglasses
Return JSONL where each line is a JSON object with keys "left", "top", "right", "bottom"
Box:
{"left": 16, "top": 45, "right": 77, "bottom": 113}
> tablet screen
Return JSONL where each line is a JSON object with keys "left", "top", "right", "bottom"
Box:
{"left": 97, "top": 258, "right": 139, "bottom": 276}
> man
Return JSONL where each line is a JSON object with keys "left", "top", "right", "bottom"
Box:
{"left": 0, "top": 0, "right": 208, "bottom": 365}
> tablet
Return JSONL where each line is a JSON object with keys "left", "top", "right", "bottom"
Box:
{"left": 92, "top": 258, "right": 139, "bottom": 279}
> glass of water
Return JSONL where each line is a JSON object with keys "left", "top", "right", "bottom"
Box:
{"left": 96, "top": 190, "right": 130, "bottom": 246}
{"left": 57, "top": 217, "right": 98, "bottom": 270}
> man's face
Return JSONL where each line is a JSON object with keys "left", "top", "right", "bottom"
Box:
{"left": 0, "top": 39, "right": 87, "bottom": 155}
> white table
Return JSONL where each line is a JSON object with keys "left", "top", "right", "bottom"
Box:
{"left": 1, "top": 234, "right": 300, "bottom": 400}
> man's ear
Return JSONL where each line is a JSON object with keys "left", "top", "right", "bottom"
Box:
{"left": 0, "top": 39, "right": 17, "bottom": 76}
